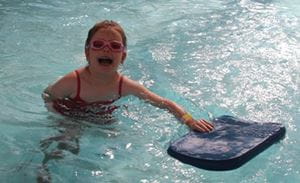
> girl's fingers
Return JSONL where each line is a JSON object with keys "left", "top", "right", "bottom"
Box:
{"left": 199, "top": 119, "right": 214, "bottom": 130}
{"left": 196, "top": 119, "right": 214, "bottom": 132}
{"left": 198, "top": 123, "right": 210, "bottom": 132}
{"left": 187, "top": 119, "right": 214, "bottom": 132}
{"left": 192, "top": 121, "right": 210, "bottom": 132}
{"left": 191, "top": 122, "right": 206, "bottom": 132}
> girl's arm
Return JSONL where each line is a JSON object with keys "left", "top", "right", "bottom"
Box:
{"left": 42, "top": 72, "right": 76, "bottom": 111}
{"left": 123, "top": 78, "right": 214, "bottom": 132}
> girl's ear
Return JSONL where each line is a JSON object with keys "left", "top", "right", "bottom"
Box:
{"left": 121, "top": 51, "right": 127, "bottom": 64}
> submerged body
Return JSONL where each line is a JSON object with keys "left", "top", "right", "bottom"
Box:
{"left": 51, "top": 69, "right": 123, "bottom": 122}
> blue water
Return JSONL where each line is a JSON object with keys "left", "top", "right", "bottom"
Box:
{"left": 0, "top": 0, "right": 299, "bottom": 182}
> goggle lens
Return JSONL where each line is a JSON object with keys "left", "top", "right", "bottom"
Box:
{"left": 90, "top": 40, "right": 124, "bottom": 52}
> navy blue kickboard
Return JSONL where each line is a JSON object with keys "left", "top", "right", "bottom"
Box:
{"left": 167, "top": 115, "right": 286, "bottom": 171}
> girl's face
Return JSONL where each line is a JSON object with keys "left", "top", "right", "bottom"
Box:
{"left": 86, "top": 28, "right": 126, "bottom": 74}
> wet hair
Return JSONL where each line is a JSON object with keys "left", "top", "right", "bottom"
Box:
{"left": 85, "top": 20, "right": 127, "bottom": 50}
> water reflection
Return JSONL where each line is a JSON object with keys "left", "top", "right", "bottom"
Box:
{"left": 36, "top": 116, "right": 119, "bottom": 183}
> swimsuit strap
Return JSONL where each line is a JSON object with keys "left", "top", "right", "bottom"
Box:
{"left": 118, "top": 75, "right": 123, "bottom": 99}
{"left": 74, "top": 70, "right": 81, "bottom": 100}
{"left": 73, "top": 70, "right": 123, "bottom": 102}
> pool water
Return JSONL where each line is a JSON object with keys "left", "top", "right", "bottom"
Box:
{"left": 0, "top": 0, "right": 299, "bottom": 182}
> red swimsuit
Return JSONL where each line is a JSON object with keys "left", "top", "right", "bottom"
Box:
{"left": 53, "top": 70, "right": 123, "bottom": 120}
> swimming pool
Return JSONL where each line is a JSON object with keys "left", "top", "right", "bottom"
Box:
{"left": 0, "top": 0, "right": 299, "bottom": 182}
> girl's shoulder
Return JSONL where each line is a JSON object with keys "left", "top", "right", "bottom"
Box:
{"left": 57, "top": 66, "right": 89, "bottom": 85}
{"left": 121, "top": 76, "right": 148, "bottom": 96}
{"left": 54, "top": 70, "right": 77, "bottom": 87}
{"left": 121, "top": 76, "right": 140, "bottom": 87}
{"left": 46, "top": 70, "right": 78, "bottom": 99}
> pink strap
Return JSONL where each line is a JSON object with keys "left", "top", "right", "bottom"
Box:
{"left": 74, "top": 70, "right": 81, "bottom": 100}
{"left": 74, "top": 71, "right": 122, "bottom": 101}
{"left": 118, "top": 76, "right": 123, "bottom": 98}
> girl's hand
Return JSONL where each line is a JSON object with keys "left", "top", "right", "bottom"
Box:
{"left": 185, "top": 118, "right": 214, "bottom": 132}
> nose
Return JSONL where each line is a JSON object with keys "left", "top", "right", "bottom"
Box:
{"left": 102, "top": 44, "right": 111, "bottom": 52}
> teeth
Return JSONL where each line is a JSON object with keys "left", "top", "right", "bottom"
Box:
{"left": 98, "top": 58, "right": 113, "bottom": 65}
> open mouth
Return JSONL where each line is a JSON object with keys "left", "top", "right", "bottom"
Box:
{"left": 97, "top": 57, "right": 113, "bottom": 66}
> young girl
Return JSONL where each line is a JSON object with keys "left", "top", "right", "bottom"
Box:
{"left": 42, "top": 20, "right": 214, "bottom": 132}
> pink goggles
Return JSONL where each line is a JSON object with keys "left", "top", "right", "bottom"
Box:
{"left": 88, "top": 39, "right": 125, "bottom": 52}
